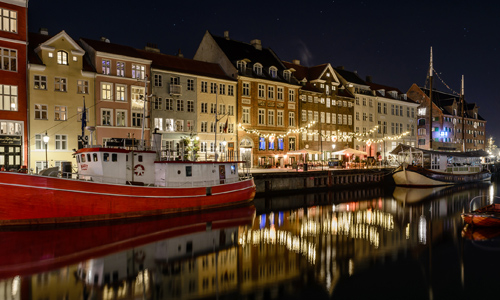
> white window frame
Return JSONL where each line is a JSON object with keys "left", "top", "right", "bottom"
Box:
{"left": 101, "top": 83, "right": 112, "bottom": 101}
{"left": 55, "top": 134, "right": 67, "bottom": 150}
{"left": 116, "top": 109, "right": 127, "bottom": 127}
{"left": 101, "top": 109, "right": 113, "bottom": 126}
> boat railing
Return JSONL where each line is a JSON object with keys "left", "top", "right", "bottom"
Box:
{"left": 445, "top": 165, "right": 482, "bottom": 173}
{"left": 469, "top": 195, "right": 500, "bottom": 212}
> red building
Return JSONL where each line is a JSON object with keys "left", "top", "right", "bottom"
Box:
{"left": 0, "top": 0, "right": 28, "bottom": 171}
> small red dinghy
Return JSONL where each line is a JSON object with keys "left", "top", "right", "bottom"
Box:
{"left": 462, "top": 203, "right": 500, "bottom": 227}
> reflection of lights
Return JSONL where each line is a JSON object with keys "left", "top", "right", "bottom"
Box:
{"left": 418, "top": 215, "right": 427, "bottom": 244}
{"left": 489, "top": 185, "right": 495, "bottom": 204}
{"left": 406, "top": 223, "right": 410, "bottom": 239}
{"left": 12, "top": 276, "right": 20, "bottom": 297}
{"left": 260, "top": 214, "right": 266, "bottom": 229}
{"left": 348, "top": 259, "right": 354, "bottom": 276}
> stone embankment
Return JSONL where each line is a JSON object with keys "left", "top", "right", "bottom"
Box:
{"left": 251, "top": 168, "right": 395, "bottom": 196}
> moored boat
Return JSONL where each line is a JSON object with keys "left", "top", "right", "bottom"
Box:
{"left": 0, "top": 141, "right": 256, "bottom": 226}
{"left": 391, "top": 144, "right": 491, "bottom": 187}
{"left": 461, "top": 203, "right": 500, "bottom": 227}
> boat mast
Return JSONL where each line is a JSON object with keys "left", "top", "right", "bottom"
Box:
{"left": 429, "top": 47, "right": 433, "bottom": 150}
{"left": 461, "top": 75, "right": 466, "bottom": 152}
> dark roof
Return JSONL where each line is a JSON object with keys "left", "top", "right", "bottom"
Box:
{"left": 210, "top": 32, "right": 295, "bottom": 84}
{"left": 80, "top": 37, "right": 147, "bottom": 60}
{"left": 421, "top": 88, "right": 485, "bottom": 121}
{"left": 282, "top": 61, "right": 322, "bottom": 92}
{"left": 28, "top": 32, "right": 95, "bottom": 73}
{"left": 137, "top": 50, "right": 235, "bottom": 81}
{"left": 334, "top": 67, "right": 367, "bottom": 85}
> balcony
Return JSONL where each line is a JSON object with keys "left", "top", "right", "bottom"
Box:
{"left": 170, "top": 84, "right": 182, "bottom": 95}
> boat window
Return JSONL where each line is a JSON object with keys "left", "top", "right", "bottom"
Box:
{"left": 76, "top": 155, "right": 80, "bottom": 163}
{"left": 186, "top": 166, "right": 192, "bottom": 177}
{"left": 103, "top": 153, "right": 110, "bottom": 162}
{"left": 80, "top": 154, "right": 86, "bottom": 162}
{"left": 138, "top": 155, "right": 143, "bottom": 162}
{"left": 126, "top": 155, "right": 128, "bottom": 162}
{"left": 87, "top": 154, "right": 91, "bottom": 162}
{"left": 93, "top": 153, "right": 98, "bottom": 162}
{"left": 112, "top": 154, "right": 118, "bottom": 162}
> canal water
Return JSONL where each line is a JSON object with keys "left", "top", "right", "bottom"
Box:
{"left": 1, "top": 178, "right": 500, "bottom": 299}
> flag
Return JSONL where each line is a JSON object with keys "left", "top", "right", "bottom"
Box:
{"left": 223, "top": 118, "right": 228, "bottom": 133}
{"left": 81, "top": 98, "right": 87, "bottom": 137}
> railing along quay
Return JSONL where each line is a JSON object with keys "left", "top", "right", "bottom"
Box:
{"left": 250, "top": 167, "right": 395, "bottom": 195}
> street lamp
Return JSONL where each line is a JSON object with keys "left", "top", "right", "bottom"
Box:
{"left": 43, "top": 132, "right": 49, "bottom": 169}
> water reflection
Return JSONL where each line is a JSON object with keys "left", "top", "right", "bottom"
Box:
{"left": 1, "top": 181, "right": 500, "bottom": 299}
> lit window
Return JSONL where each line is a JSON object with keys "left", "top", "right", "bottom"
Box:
{"left": 33, "top": 75, "right": 47, "bottom": 90}
{"left": 0, "top": 47, "right": 16, "bottom": 71}
{"left": 132, "top": 64, "right": 145, "bottom": 79}
{"left": 77, "top": 80, "right": 89, "bottom": 94}
{"left": 0, "top": 8, "right": 17, "bottom": 33}
{"left": 0, "top": 84, "right": 17, "bottom": 111}
{"left": 57, "top": 51, "right": 68, "bottom": 65}
{"left": 34, "top": 104, "right": 48, "bottom": 119}
{"left": 54, "top": 105, "right": 67, "bottom": 121}
{"left": 54, "top": 77, "right": 67, "bottom": 92}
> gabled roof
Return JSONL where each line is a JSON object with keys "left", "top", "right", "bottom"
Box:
{"left": 209, "top": 32, "right": 294, "bottom": 83}
{"left": 137, "top": 50, "right": 235, "bottom": 81}
{"left": 421, "top": 87, "right": 485, "bottom": 121}
{"left": 80, "top": 37, "right": 147, "bottom": 61}
{"left": 334, "top": 67, "right": 367, "bottom": 86}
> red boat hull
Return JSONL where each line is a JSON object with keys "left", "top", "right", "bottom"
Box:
{"left": 461, "top": 204, "right": 500, "bottom": 227}
{"left": 0, "top": 172, "right": 256, "bottom": 225}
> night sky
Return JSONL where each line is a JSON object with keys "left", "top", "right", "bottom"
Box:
{"left": 28, "top": 0, "right": 500, "bottom": 142}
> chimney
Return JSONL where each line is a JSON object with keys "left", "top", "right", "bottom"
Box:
{"left": 39, "top": 28, "right": 48, "bottom": 35}
{"left": 224, "top": 31, "right": 229, "bottom": 40}
{"left": 177, "top": 48, "right": 183, "bottom": 58}
{"left": 292, "top": 59, "right": 301, "bottom": 65}
{"left": 145, "top": 42, "right": 160, "bottom": 53}
{"left": 366, "top": 75, "right": 372, "bottom": 83}
{"left": 250, "top": 39, "right": 262, "bottom": 50}
{"left": 100, "top": 37, "right": 110, "bottom": 43}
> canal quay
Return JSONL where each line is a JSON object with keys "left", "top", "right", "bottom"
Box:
{"left": 2, "top": 177, "right": 500, "bottom": 299}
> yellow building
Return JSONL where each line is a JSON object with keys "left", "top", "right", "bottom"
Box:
{"left": 28, "top": 30, "right": 95, "bottom": 173}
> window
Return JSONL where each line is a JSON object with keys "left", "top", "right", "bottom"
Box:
{"left": 258, "top": 84, "right": 265, "bottom": 98}
{"left": 289, "top": 112, "right": 295, "bottom": 127}
{"left": 35, "top": 104, "right": 48, "bottom": 119}
{"left": 219, "top": 104, "right": 226, "bottom": 115}
{"left": 187, "top": 100, "right": 194, "bottom": 112}
{"left": 54, "top": 77, "right": 67, "bottom": 92}
{"left": 237, "top": 60, "right": 246, "bottom": 72}
{"left": 228, "top": 105, "right": 234, "bottom": 116}
{"left": 210, "top": 82, "right": 216, "bottom": 94}
{"left": 378, "top": 102, "right": 381, "bottom": 113}
{"left": 289, "top": 90, "right": 295, "bottom": 102}
{"left": 283, "top": 70, "right": 291, "bottom": 81}
{"left": 259, "top": 137, "right": 266, "bottom": 150}
{"left": 35, "top": 134, "right": 46, "bottom": 150}
{"left": 186, "top": 120, "right": 193, "bottom": 132}
{"left": 116, "top": 62, "right": 125, "bottom": 77}
{"left": 154, "top": 97, "right": 162, "bottom": 110}
{"left": 77, "top": 106, "right": 87, "bottom": 122}
{"left": 132, "top": 112, "right": 143, "bottom": 127}
{"left": 55, "top": 135, "right": 67, "bottom": 150}
{"left": 268, "top": 110, "right": 275, "bottom": 126}
{"left": 176, "top": 99, "right": 184, "bottom": 111}
{"left": 201, "top": 81, "right": 208, "bottom": 93}
{"left": 0, "top": 84, "right": 17, "bottom": 111}
{"left": 242, "top": 107, "right": 250, "bottom": 124}
{"left": 77, "top": 80, "right": 89, "bottom": 94}
{"left": 0, "top": 8, "right": 17, "bottom": 33}
{"left": 34, "top": 75, "right": 47, "bottom": 90}
{"left": 201, "top": 121, "right": 208, "bottom": 132}
{"left": 54, "top": 106, "right": 67, "bottom": 121}
{"left": 258, "top": 109, "right": 266, "bottom": 125}
{"left": 383, "top": 103, "right": 387, "bottom": 114}
{"left": 187, "top": 79, "right": 194, "bottom": 91}
{"left": 165, "top": 119, "right": 174, "bottom": 132}
{"left": 132, "top": 64, "right": 145, "bottom": 79}
{"left": 57, "top": 51, "right": 68, "bottom": 65}
{"left": 201, "top": 102, "right": 207, "bottom": 113}
{"left": 102, "top": 60, "right": 110, "bottom": 75}
{"left": 277, "top": 110, "right": 284, "bottom": 126}
{"left": 228, "top": 85, "right": 234, "bottom": 96}
{"left": 102, "top": 109, "right": 112, "bottom": 126}
{"left": 254, "top": 63, "right": 262, "bottom": 75}
{"left": 289, "top": 137, "right": 296, "bottom": 151}
{"left": 1, "top": 47, "right": 16, "bottom": 71}
{"left": 332, "top": 113, "right": 336, "bottom": 124}
{"left": 338, "top": 114, "right": 342, "bottom": 124}
{"left": 268, "top": 86, "right": 275, "bottom": 100}
{"left": 269, "top": 66, "right": 277, "bottom": 78}
{"left": 154, "top": 74, "right": 162, "bottom": 87}
{"left": 101, "top": 83, "right": 112, "bottom": 100}
{"left": 116, "top": 110, "right": 126, "bottom": 126}
{"left": 165, "top": 98, "right": 173, "bottom": 111}
{"left": 242, "top": 82, "right": 250, "bottom": 96}
{"left": 210, "top": 103, "right": 216, "bottom": 114}
{"left": 219, "top": 83, "right": 225, "bottom": 95}
{"left": 308, "top": 110, "right": 313, "bottom": 122}
{"left": 116, "top": 85, "right": 126, "bottom": 101}
{"left": 302, "top": 110, "right": 307, "bottom": 122}
{"left": 131, "top": 86, "right": 145, "bottom": 110}
{"left": 154, "top": 117, "right": 162, "bottom": 130}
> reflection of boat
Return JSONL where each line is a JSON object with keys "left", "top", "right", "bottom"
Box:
{"left": 461, "top": 224, "right": 500, "bottom": 241}
{"left": 0, "top": 142, "right": 255, "bottom": 225}
{"left": 391, "top": 144, "right": 491, "bottom": 187}
{"left": 392, "top": 186, "right": 447, "bottom": 204}
{"left": 0, "top": 205, "right": 255, "bottom": 279}
{"left": 461, "top": 204, "right": 500, "bottom": 227}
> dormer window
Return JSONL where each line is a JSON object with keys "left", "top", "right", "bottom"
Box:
{"left": 269, "top": 66, "right": 277, "bottom": 78}
{"left": 237, "top": 60, "right": 246, "bottom": 73}
{"left": 283, "top": 70, "right": 291, "bottom": 81}
{"left": 57, "top": 51, "right": 68, "bottom": 65}
{"left": 253, "top": 63, "right": 262, "bottom": 75}
{"left": 474, "top": 112, "right": 478, "bottom": 119}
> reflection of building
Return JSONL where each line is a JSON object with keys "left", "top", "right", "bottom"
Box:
{"left": 0, "top": 0, "right": 28, "bottom": 171}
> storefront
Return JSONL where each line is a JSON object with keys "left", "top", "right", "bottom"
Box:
{"left": 0, "top": 120, "right": 23, "bottom": 171}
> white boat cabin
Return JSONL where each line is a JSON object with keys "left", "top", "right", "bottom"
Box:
{"left": 75, "top": 148, "right": 241, "bottom": 187}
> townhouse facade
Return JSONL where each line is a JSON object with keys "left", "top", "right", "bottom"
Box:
{"left": 0, "top": 0, "right": 27, "bottom": 171}
{"left": 27, "top": 30, "right": 95, "bottom": 172}
{"left": 407, "top": 84, "right": 486, "bottom": 151}
{"left": 138, "top": 47, "right": 238, "bottom": 161}
{"left": 80, "top": 37, "right": 151, "bottom": 148}
{"left": 194, "top": 31, "right": 301, "bottom": 168}
{"left": 283, "top": 61, "right": 354, "bottom": 161}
